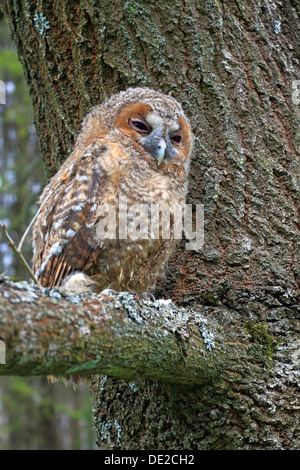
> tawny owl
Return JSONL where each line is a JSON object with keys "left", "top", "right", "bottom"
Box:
{"left": 32, "top": 88, "right": 193, "bottom": 293}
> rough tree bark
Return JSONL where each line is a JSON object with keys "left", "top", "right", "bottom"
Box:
{"left": 1, "top": 0, "right": 299, "bottom": 450}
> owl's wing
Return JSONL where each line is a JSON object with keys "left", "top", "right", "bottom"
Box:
{"left": 32, "top": 143, "right": 110, "bottom": 288}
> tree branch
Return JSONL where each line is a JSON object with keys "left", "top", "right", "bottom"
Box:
{"left": 0, "top": 276, "right": 250, "bottom": 384}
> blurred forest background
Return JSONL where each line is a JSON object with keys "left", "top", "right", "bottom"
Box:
{"left": 0, "top": 14, "right": 96, "bottom": 449}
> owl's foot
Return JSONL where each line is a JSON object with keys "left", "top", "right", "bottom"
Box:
{"left": 100, "top": 288, "right": 117, "bottom": 295}
{"left": 134, "top": 292, "right": 156, "bottom": 302}
{"left": 60, "top": 272, "right": 99, "bottom": 294}
{"left": 100, "top": 289, "right": 155, "bottom": 302}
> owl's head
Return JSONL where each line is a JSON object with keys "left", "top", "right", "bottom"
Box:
{"left": 78, "top": 88, "right": 193, "bottom": 170}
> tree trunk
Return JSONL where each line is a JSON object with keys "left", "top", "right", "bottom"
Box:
{"left": 2, "top": 0, "right": 299, "bottom": 449}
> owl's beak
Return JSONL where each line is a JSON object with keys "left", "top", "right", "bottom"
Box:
{"left": 155, "top": 138, "right": 167, "bottom": 166}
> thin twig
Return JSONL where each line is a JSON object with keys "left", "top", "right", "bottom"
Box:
{"left": 0, "top": 221, "right": 41, "bottom": 286}
{"left": 18, "top": 188, "right": 54, "bottom": 252}
{"left": 3, "top": 179, "right": 64, "bottom": 286}
{"left": 17, "top": 211, "right": 39, "bottom": 253}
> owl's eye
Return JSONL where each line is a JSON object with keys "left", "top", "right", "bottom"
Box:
{"left": 170, "top": 134, "right": 182, "bottom": 144}
{"left": 129, "top": 118, "right": 150, "bottom": 134}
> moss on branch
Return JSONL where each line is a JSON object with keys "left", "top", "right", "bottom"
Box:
{"left": 0, "top": 276, "right": 247, "bottom": 384}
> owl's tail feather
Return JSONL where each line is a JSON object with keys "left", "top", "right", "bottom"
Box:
{"left": 47, "top": 374, "right": 89, "bottom": 390}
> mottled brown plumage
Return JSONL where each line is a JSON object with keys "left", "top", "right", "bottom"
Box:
{"left": 32, "top": 88, "right": 193, "bottom": 293}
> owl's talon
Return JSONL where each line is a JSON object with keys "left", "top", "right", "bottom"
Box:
{"left": 134, "top": 292, "right": 156, "bottom": 302}
{"left": 100, "top": 288, "right": 117, "bottom": 295}
{"left": 100, "top": 288, "right": 118, "bottom": 299}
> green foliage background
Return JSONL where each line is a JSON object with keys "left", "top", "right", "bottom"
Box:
{"left": 0, "top": 14, "right": 44, "bottom": 278}
{"left": 0, "top": 15, "right": 96, "bottom": 450}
